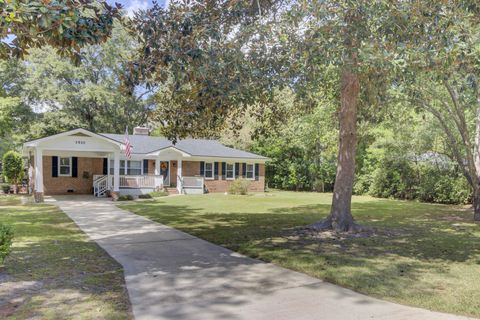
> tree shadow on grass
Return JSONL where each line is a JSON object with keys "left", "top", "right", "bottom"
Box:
{"left": 121, "top": 198, "right": 480, "bottom": 317}
{"left": 0, "top": 203, "right": 132, "bottom": 319}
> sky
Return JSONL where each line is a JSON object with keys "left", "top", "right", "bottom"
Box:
{"left": 108, "top": 0, "right": 167, "bottom": 16}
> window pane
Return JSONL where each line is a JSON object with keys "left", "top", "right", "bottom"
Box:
{"left": 205, "top": 163, "right": 213, "bottom": 178}
{"left": 60, "top": 166, "right": 70, "bottom": 175}
{"left": 60, "top": 157, "right": 70, "bottom": 166}
{"left": 226, "top": 163, "right": 234, "bottom": 178}
{"left": 129, "top": 161, "right": 141, "bottom": 169}
{"left": 246, "top": 164, "right": 254, "bottom": 179}
{"left": 128, "top": 168, "right": 141, "bottom": 175}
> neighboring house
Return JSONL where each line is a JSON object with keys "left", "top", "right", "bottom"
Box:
{"left": 22, "top": 127, "right": 268, "bottom": 202}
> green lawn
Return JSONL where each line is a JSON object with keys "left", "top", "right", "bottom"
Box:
{"left": 119, "top": 191, "right": 480, "bottom": 318}
{"left": 0, "top": 195, "right": 132, "bottom": 319}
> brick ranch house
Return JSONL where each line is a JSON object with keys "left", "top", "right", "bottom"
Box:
{"left": 22, "top": 128, "right": 268, "bottom": 202}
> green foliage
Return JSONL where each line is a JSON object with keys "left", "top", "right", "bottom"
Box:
{"left": 0, "top": 0, "right": 121, "bottom": 60}
{"left": 353, "top": 118, "right": 472, "bottom": 205}
{"left": 138, "top": 193, "right": 152, "bottom": 199}
{"left": 0, "top": 59, "right": 35, "bottom": 157}
{"left": 149, "top": 191, "right": 168, "bottom": 198}
{"left": 23, "top": 23, "right": 152, "bottom": 137}
{"left": 2, "top": 150, "right": 23, "bottom": 187}
{"left": 117, "top": 194, "right": 133, "bottom": 201}
{"left": 134, "top": 1, "right": 281, "bottom": 140}
{"left": 0, "top": 223, "right": 13, "bottom": 264}
{"left": 228, "top": 179, "right": 251, "bottom": 195}
{"left": 1, "top": 183, "right": 10, "bottom": 194}
{"left": 249, "top": 89, "right": 338, "bottom": 192}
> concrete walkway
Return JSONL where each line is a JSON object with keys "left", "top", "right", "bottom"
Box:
{"left": 50, "top": 196, "right": 473, "bottom": 320}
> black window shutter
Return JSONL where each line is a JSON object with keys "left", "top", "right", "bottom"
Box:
{"left": 72, "top": 157, "right": 78, "bottom": 177}
{"left": 214, "top": 162, "right": 219, "bottom": 179}
{"left": 221, "top": 162, "right": 226, "bottom": 180}
{"left": 200, "top": 161, "right": 205, "bottom": 176}
{"left": 235, "top": 163, "right": 240, "bottom": 177}
{"left": 242, "top": 163, "right": 247, "bottom": 177}
{"left": 143, "top": 159, "right": 149, "bottom": 175}
{"left": 255, "top": 163, "right": 259, "bottom": 181}
{"left": 52, "top": 156, "right": 58, "bottom": 177}
{"left": 103, "top": 158, "right": 108, "bottom": 175}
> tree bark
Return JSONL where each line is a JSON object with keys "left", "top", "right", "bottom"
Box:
{"left": 473, "top": 186, "right": 480, "bottom": 221}
{"left": 309, "top": 67, "right": 366, "bottom": 232}
{"left": 473, "top": 91, "right": 480, "bottom": 221}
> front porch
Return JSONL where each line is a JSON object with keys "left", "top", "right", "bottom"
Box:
{"left": 92, "top": 172, "right": 205, "bottom": 197}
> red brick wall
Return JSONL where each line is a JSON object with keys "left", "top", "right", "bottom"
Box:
{"left": 43, "top": 156, "right": 104, "bottom": 195}
{"left": 182, "top": 161, "right": 265, "bottom": 193}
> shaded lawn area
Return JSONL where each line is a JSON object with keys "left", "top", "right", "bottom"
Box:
{"left": 0, "top": 195, "right": 132, "bottom": 319}
{"left": 119, "top": 191, "right": 480, "bottom": 318}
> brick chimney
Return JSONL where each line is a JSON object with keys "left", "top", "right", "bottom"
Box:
{"left": 133, "top": 126, "right": 150, "bottom": 136}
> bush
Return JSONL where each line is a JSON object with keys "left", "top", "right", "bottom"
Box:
{"left": 117, "top": 194, "right": 134, "bottom": 201}
{"left": 228, "top": 179, "right": 251, "bottom": 195}
{"left": 138, "top": 193, "right": 152, "bottom": 199}
{"left": 1, "top": 183, "right": 10, "bottom": 194}
{"left": 149, "top": 191, "right": 168, "bottom": 198}
{"left": 0, "top": 224, "right": 14, "bottom": 264}
{"left": 2, "top": 151, "right": 24, "bottom": 193}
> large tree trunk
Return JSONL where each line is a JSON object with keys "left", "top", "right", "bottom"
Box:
{"left": 309, "top": 67, "right": 366, "bottom": 232}
{"left": 473, "top": 93, "right": 480, "bottom": 221}
{"left": 473, "top": 187, "right": 480, "bottom": 221}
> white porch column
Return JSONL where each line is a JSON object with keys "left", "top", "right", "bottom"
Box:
{"left": 113, "top": 151, "right": 120, "bottom": 193}
{"left": 155, "top": 158, "right": 160, "bottom": 175}
{"left": 177, "top": 159, "right": 182, "bottom": 194}
{"left": 34, "top": 148, "right": 43, "bottom": 193}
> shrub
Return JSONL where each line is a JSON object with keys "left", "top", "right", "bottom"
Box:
{"left": 1, "top": 183, "right": 10, "bottom": 194}
{"left": 138, "top": 193, "right": 152, "bottom": 199}
{"left": 228, "top": 179, "right": 251, "bottom": 195}
{"left": 117, "top": 194, "right": 134, "bottom": 201}
{"left": 0, "top": 224, "right": 14, "bottom": 264}
{"left": 149, "top": 191, "right": 168, "bottom": 198}
{"left": 2, "top": 151, "right": 24, "bottom": 194}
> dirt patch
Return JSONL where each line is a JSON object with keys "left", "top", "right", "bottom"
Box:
{"left": 288, "top": 226, "right": 403, "bottom": 242}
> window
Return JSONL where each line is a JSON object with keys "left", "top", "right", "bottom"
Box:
{"left": 58, "top": 157, "right": 71, "bottom": 176}
{"left": 109, "top": 160, "right": 142, "bottom": 175}
{"left": 127, "top": 160, "right": 142, "bottom": 175}
{"left": 246, "top": 164, "right": 254, "bottom": 179}
{"left": 204, "top": 162, "right": 214, "bottom": 179}
{"left": 226, "top": 163, "right": 234, "bottom": 179}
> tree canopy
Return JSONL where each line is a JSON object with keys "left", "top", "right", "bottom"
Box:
{"left": 0, "top": 0, "right": 121, "bottom": 61}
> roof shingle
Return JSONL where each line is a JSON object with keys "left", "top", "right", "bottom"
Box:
{"left": 100, "top": 134, "right": 268, "bottom": 160}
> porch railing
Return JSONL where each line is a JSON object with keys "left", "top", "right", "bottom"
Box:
{"left": 182, "top": 176, "right": 204, "bottom": 189}
{"left": 95, "top": 175, "right": 164, "bottom": 189}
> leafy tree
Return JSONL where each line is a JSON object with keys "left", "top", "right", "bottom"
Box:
{"left": 400, "top": 1, "right": 480, "bottom": 220}
{"left": 23, "top": 23, "right": 153, "bottom": 136}
{"left": 134, "top": 0, "right": 412, "bottom": 231}
{"left": 0, "top": 59, "right": 34, "bottom": 156}
{"left": 0, "top": 0, "right": 121, "bottom": 60}
{"left": 2, "top": 150, "right": 23, "bottom": 193}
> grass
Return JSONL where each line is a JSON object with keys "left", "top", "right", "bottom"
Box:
{"left": 118, "top": 191, "right": 480, "bottom": 318}
{"left": 0, "top": 195, "right": 132, "bottom": 319}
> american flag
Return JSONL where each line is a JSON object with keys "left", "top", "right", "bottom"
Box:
{"left": 124, "top": 127, "right": 132, "bottom": 159}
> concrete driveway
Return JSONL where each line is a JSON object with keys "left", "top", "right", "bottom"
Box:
{"left": 50, "top": 196, "right": 474, "bottom": 320}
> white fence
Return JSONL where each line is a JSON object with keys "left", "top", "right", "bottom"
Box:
{"left": 93, "top": 175, "right": 163, "bottom": 189}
